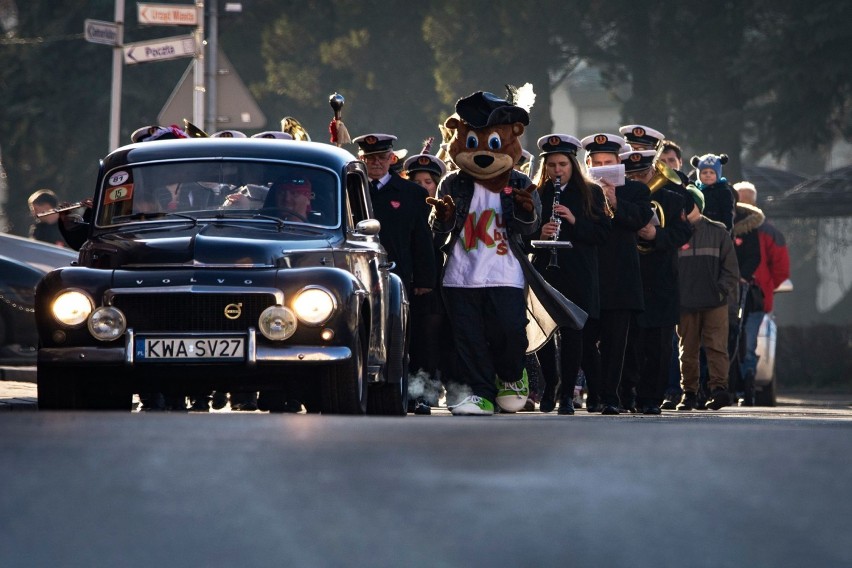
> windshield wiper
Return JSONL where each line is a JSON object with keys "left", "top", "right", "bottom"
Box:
{"left": 114, "top": 211, "right": 198, "bottom": 224}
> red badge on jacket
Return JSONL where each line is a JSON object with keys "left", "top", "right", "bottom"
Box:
{"left": 681, "top": 243, "right": 691, "bottom": 251}
{"left": 390, "top": 200, "right": 401, "bottom": 209}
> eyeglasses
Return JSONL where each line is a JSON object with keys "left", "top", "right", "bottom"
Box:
{"left": 362, "top": 153, "right": 392, "bottom": 162}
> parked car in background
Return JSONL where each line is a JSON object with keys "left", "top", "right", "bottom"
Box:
{"left": 0, "top": 233, "right": 77, "bottom": 365}
{"left": 35, "top": 138, "right": 409, "bottom": 414}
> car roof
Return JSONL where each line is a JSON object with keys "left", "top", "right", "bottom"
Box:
{"left": 104, "top": 138, "right": 360, "bottom": 172}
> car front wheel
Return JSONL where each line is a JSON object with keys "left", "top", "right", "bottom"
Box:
{"left": 321, "top": 324, "right": 368, "bottom": 415}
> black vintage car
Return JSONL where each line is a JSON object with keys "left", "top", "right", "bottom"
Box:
{"left": 35, "top": 138, "right": 409, "bottom": 414}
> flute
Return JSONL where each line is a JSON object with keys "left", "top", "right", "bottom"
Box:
{"left": 35, "top": 201, "right": 87, "bottom": 218}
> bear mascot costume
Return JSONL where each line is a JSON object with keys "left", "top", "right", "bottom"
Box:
{"left": 428, "top": 90, "right": 587, "bottom": 415}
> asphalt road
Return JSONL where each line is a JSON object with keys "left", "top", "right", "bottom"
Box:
{"left": 2, "top": 379, "right": 851, "bottom": 567}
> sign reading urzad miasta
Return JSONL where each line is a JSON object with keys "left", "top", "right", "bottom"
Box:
{"left": 137, "top": 3, "right": 198, "bottom": 26}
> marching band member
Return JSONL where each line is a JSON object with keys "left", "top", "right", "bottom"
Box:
{"left": 404, "top": 148, "right": 449, "bottom": 413}
{"left": 580, "top": 133, "right": 653, "bottom": 414}
{"left": 531, "top": 134, "right": 611, "bottom": 414}
{"left": 619, "top": 149, "right": 692, "bottom": 414}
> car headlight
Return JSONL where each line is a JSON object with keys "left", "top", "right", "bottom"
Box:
{"left": 292, "top": 286, "right": 336, "bottom": 326}
{"left": 51, "top": 290, "right": 94, "bottom": 327}
{"left": 88, "top": 306, "right": 126, "bottom": 341}
{"left": 258, "top": 305, "right": 297, "bottom": 340}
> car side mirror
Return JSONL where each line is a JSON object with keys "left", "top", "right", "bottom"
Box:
{"left": 353, "top": 219, "right": 381, "bottom": 236}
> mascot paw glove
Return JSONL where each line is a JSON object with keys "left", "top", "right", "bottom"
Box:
{"left": 512, "top": 185, "right": 536, "bottom": 219}
{"left": 427, "top": 195, "right": 456, "bottom": 223}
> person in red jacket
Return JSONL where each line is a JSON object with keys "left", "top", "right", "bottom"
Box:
{"left": 734, "top": 182, "right": 791, "bottom": 405}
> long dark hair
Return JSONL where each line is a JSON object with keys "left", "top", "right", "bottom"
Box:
{"left": 532, "top": 152, "right": 599, "bottom": 219}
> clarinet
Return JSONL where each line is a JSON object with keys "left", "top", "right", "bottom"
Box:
{"left": 546, "top": 175, "right": 562, "bottom": 270}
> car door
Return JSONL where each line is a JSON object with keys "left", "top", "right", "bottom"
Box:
{"left": 341, "top": 166, "right": 389, "bottom": 374}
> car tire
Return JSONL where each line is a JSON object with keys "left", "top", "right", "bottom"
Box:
{"left": 321, "top": 323, "right": 368, "bottom": 415}
{"left": 367, "top": 311, "right": 409, "bottom": 416}
{"left": 755, "top": 372, "right": 777, "bottom": 407}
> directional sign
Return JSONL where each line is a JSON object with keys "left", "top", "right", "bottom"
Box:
{"left": 137, "top": 3, "right": 197, "bottom": 26}
{"left": 124, "top": 34, "right": 195, "bottom": 65}
{"left": 84, "top": 19, "right": 120, "bottom": 46}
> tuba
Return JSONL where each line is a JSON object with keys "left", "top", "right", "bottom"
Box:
{"left": 280, "top": 116, "right": 311, "bottom": 141}
{"left": 637, "top": 160, "right": 680, "bottom": 254}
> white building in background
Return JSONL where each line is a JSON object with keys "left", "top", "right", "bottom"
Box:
{"left": 550, "top": 62, "right": 628, "bottom": 139}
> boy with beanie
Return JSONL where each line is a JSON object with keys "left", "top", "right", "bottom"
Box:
{"left": 676, "top": 188, "right": 740, "bottom": 410}
{"left": 689, "top": 153, "right": 735, "bottom": 232}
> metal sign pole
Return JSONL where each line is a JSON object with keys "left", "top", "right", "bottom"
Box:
{"left": 109, "top": 0, "right": 125, "bottom": 151}
{"left": 193, "top": 0, "right": 205, "bottom": 127}
{"left": 205, "top": 1, "right": 218, "bottom": 134}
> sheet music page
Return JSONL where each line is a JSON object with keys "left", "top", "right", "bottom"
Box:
{"left": 587, "top": 164, "right": 625, "bottom": 187}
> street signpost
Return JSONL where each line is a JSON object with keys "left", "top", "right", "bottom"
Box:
{"left": 123, "top": 34, "right": 195, "bottom": 65}
{"left": 84, "top": 19, "right": 120, "bottom": 46}
{"left": 137, "top": 3, "right": 197, "bottom": 26}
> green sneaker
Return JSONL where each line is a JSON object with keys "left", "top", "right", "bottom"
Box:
{"left": 449, "top": 395, "right": 495, "bottom": 416}
{"left": 495, "top": 368, "right": 530, "bottom": 413}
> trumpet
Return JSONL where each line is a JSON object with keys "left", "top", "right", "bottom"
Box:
{"left": 281, "top": 116, "right": 311, "bottom": 141}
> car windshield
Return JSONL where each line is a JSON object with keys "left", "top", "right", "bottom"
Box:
{"left": 97, "top": 160, "right": 339, "bottom": 228}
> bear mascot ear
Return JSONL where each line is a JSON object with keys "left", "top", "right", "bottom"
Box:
{"left": 690, "top": 156, "right": 700, "bottom": 168}
{"left": 719, "top": 154, "right": 729, "bottom": 165}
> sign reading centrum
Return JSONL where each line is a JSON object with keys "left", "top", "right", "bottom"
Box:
{"left": 137, "top": 3, "right": 197, "bottom": 26}
{"left": 123, "top": 35, "right": 195, "bottom": 65}
{"left": 84, "top": 19, "right": 120, "bottom": 46}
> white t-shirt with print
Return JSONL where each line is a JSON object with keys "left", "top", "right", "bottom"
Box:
{"left": 443, "top": 183, "right": 525, "bottom": 289}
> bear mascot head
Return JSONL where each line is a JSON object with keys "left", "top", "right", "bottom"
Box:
{"left": 428, "top": 90, "right": 536, "bottom": 221}
{"left": 444, "top": 91, "right": 529, "bottom": 193}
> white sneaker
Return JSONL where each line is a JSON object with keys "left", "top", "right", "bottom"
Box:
{"left": 449, "top": 395, "right": 495, "bottom": 416}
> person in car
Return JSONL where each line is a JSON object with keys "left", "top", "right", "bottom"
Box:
{"left": 265, "top": 179, "right": 313, "bottom": 220}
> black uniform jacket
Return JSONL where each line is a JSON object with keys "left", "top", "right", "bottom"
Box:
{"left": 699, "top": 179, "right": 735, "bottom": 232}
{"left": 432, "top": 170, "right": 588, "bottom": 352}
{"left": 371, "top": 173, "right": 436, "bottom": 290}
{"left": 637, "top": 181, "right": 692, "bottom": 328}
{"left": 598, "top": 179, "right": 653, "bottom": 311}
{"left": 530, "top": 179, "right": 611, "bottom": 319}
{"left": 733, "top": 202, "right": 765, "bottom": 281}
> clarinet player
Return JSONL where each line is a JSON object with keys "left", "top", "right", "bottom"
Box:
{"left": 530, "top": 134, "right": 611, "bottom": 414}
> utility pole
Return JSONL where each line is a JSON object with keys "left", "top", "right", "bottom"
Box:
{"left": 109, "top": 0, "right": 125, "bottom": 151}
{"left": 193, "top": 0, "right": 205, "bottom": 128}
{"left": 204, "top": 1, "right": 217, "bottom": 134}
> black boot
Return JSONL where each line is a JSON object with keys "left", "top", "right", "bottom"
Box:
{"left": 557, "top": 396, "right": 575, "bottom": 415}
{"left": 677, "top": 392, "right": 697, "bottom": 411}
{"left": 742, "top": 372, "right": 756, "bottom": 407}
{"left": 540, "top": 383, "right": 557, "bottom": 413}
